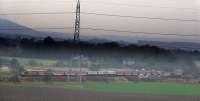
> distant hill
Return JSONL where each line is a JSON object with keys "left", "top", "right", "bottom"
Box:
{"left": 1, "top": 17, "right": 200, "bottom": 51}
{"left": 0, "top": 17, "right": 73, "bottom": 40}
{"left": 138, "top": 40, "right": 200, "bottom": 51}
{"left": 0, "top": 18, "right": 114, "bottom": 43}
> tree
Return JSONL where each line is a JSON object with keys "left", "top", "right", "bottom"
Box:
{"left": 0, "top": 58, "right": 2, "bottom": 66}
{"left": 10, "top": 59, "right": 24, "bottom": 82}
{"left": 28, "top": 59, "right": 39, "bottom": 66}
{"left": 10, "top": 59, "right": 20, "bottom": 69}
{"left": 43, "top": 36, "right": 55, "bottom": 45}
{"left": 55, "top": 60, "right": 65, "bottom": 67}
{"left": 44, "top": 69, "right": 53, "bottom": 82}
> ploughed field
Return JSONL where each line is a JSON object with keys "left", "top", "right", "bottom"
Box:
{"left": 0, "top": 83, "right": 200, "bottom": 101}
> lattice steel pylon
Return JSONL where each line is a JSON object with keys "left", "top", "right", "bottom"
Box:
{"left": 74, "top": 0, "right": 80, "bottom": 42}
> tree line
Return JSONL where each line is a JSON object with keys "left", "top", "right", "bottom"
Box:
{"left": 0, "top": 36, "right": 199, "bottom": 74}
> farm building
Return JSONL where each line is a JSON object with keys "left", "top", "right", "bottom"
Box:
{"left": 0, "top": 65, "right": 10, "bottom": 72}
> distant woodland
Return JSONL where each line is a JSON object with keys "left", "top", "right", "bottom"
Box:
{"left": 0, "top": 36, "right": 200, "bottom": 74}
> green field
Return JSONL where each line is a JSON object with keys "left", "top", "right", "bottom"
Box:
{"left": 0, "top": 56, "right": 57, "bottom": 66}
{"left": 9, "top": 82, "right": 200, "bottom": 96}
{"left": 83, "top": 83, "right": 200, "bottom": 96}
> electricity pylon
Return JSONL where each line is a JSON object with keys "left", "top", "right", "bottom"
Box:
{"left": 74, "top": 0, "right": 80, "bottom": 42}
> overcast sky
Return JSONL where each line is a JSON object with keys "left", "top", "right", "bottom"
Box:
{"left": 0, "top": 0, "right": 200, "bottom": 43}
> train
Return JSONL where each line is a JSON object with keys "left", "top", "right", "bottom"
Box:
{"left": 22, "top": 68, "right": 161, "bottom": 77}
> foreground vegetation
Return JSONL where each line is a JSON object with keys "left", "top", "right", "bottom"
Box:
{"left": 1, "top": 83, "right": 199, "bottom": 101}
{"left": 1, "top": 82, "right": 200, "bottom": 96}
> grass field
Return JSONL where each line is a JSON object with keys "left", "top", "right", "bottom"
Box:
{"left": 8, "top": 82, "right": 200, "bottom": 96}
{"left": 1, "top": 83, "right": 200, "bottom": 101}
{"left": 83, "top": 83, "right": 200, "bottom": 96}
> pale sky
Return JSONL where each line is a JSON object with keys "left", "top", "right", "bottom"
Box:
{"left": 0, "top": 0, "right": 200, "bottom": 42}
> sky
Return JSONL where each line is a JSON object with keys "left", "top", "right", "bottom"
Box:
{"left": 0, "top": 0, "right": 200, "bottom": 43}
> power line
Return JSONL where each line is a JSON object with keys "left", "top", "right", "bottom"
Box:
{"left": 80, "top": 12, "right": 200, "bottom": 22}
{"left": 0, "top": 26, "right": 74, "bottom": 30}
{"left": 0, "top": 11, "right": 199, "bottom": 22}
{"left": 4, "top": 0, "right": 199, "bottom": 11}
{"left": 0, "top": 12, "right": 74, "bottom": 15}
{"left": 0, "top": 26, "right": 199, "bottom": 37}
{"left": 80, "top": 27, "right": 200, "bottom": 37}
{"left": 81, "top": 1, "right": 200, "bottom": 12}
